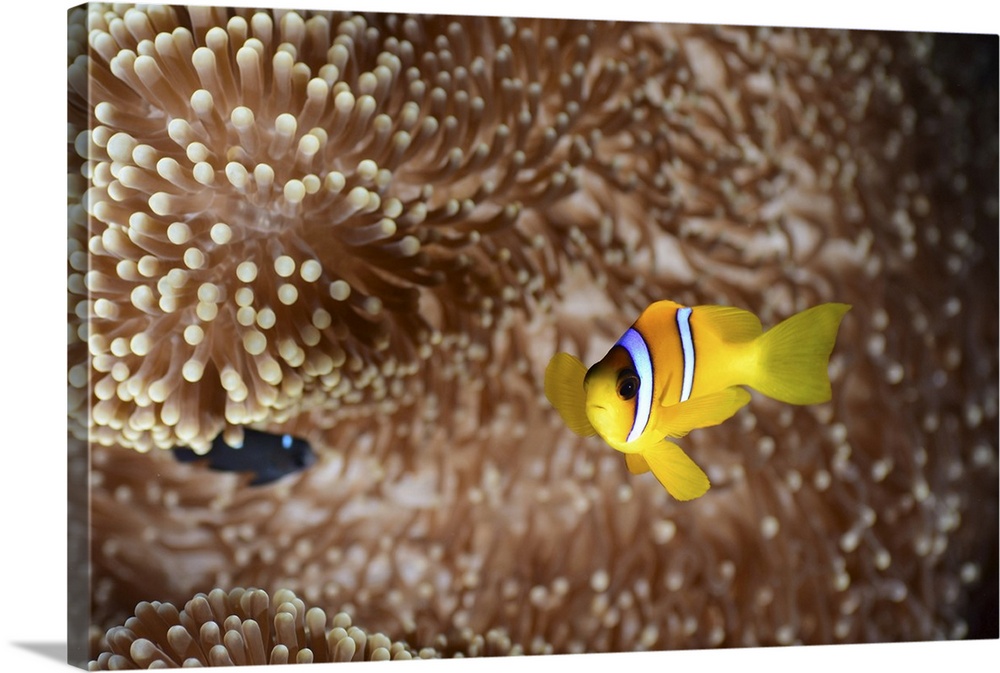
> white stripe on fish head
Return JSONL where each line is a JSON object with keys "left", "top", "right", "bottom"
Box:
{"left": 615, "top": 327, "right": 654, "bottom": 444}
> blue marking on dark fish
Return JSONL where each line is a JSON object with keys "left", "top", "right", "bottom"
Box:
{"left": 173, "top": 428, "right": 315, "bottom": 485}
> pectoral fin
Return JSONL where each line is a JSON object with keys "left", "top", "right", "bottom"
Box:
{"left": 642, "top": 441, "right": 711, "bottom": 501}
{"left": 544, "top": 352, "right": 597, "bottom": 437}
{"left": 654, "top": 386, "right": 752, "bottom": 437}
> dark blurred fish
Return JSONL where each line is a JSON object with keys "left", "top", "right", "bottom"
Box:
{"left": 173, "top": 428, "right": 315, "bottom": 485}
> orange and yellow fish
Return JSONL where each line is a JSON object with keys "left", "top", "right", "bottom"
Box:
{"left": 544, "top": 301, "right": 850, "bottom": 501}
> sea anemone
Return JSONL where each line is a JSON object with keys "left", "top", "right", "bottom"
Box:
{"left": 68, "top": 4, "right": 654, "bottom": 453}
{"left": 88, "top": 586, "right": 520, "bottom": 668}
{"left": 72, "top": 3, "right": 997, "bottom": 666}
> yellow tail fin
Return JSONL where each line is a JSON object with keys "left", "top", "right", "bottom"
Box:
{"left": 751, "top": 303, "right": 850, "bottom": 404}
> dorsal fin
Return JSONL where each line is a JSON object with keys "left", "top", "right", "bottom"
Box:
{"left": 692, "top": 305, "right": 763, "bottom": 343}
{"left": 544, "top": 352, "right": 597, "bottom": 437}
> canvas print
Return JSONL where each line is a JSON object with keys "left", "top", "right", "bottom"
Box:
{"left": 66, "top": 2, "right": 998, "bottom": 669}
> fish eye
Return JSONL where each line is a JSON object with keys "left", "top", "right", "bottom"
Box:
{"left": 616, "top": 369, "right": 639, "bottom": 401}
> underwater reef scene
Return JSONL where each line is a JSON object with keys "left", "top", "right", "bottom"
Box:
{"left": 67, "top": 3, "right": 998, "bottom": 668}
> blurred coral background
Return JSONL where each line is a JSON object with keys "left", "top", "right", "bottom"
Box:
{"left": 65, "top": 3, "right": 996, "bottom": 668}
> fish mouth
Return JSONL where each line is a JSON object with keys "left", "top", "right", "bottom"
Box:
{"left": 586, "top": 404, "right": 607, "bottom": 417}
{"left": 585, "top": 404, "right": 608, "bottom": 431}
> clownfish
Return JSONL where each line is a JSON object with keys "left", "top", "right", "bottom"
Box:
{"left": 545, "top": 301, "right": 850, "bottom": 501}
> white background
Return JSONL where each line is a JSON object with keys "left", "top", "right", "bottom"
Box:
{"left": 4, "top": 1, "right": 996, "bottom": 671}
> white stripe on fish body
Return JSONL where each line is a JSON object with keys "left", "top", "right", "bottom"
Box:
{"left": 616, "top": 327, "right": 654, "bottom": 444}
{"left": 676, "top": 306, "right": 695, "bottom": 403}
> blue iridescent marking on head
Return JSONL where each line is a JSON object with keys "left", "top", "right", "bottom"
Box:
{"left": 615, "top": 327, "right": 654, "bottom": 443}
{"left": 282, "top": 434, "right": 293, "bottom": 450}
{"left": 676, "top": 307, "right": 695, "bottom": 402}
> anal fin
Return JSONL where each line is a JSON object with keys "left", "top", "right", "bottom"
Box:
{"left": 642, "top": 441, "right": 711, "bottom": 501}
{"left": 624, "top": 452, "right": 650, "bottom": 474}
